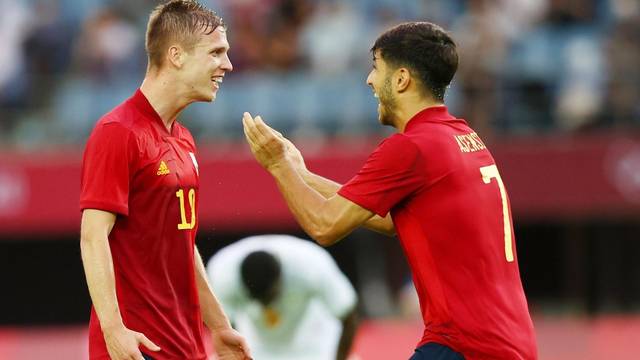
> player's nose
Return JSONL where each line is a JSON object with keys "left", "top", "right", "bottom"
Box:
{"left": 221, "top": 53, "right": 233, "bottom": 72}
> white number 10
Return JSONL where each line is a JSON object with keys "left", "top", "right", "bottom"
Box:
{"left": 480, "top": 165, "right": 514, "bottom": 262}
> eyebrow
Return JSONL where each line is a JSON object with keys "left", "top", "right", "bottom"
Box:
{"left": 209, "top": 45, "right": 230, "bottom": 52}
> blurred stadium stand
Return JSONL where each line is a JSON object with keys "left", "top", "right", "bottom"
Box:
{"left": 1, "top": 0, "right": 640, "bottom": 358}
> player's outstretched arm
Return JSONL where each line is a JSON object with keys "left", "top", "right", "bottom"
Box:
{"left": 193, "top": 247, "right": 252, "bottom": 360}
{"left": 80, "top": 209, "right": 161, "bottom": 360}
{"left": 268, "top": 120, "right": 395, "bottom": 236}
{"left": 301, "top": 171, "right": 395, "bottom": 236}
{"left": 243, "top": 113, "right": 374, "bottom": 246}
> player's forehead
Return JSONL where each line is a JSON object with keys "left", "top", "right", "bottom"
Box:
{"left": 195, "top": 27, "right": 230, "bottom": 51}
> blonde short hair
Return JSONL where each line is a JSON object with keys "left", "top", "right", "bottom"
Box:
{"left": 145, "top": 0, "right": 225, "bottom": 69}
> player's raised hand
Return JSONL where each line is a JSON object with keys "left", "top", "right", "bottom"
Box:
{"left": 282, "top": 137, "right": 307, "bottom": 173}
{"left": 212, "top": 328, "right": 252, "bottom": 360}
{"left": 242, "top": 112, "right": 288, "bottom": 172}
{"left": 102, "top": 324, "right": 160, "bottom": 360}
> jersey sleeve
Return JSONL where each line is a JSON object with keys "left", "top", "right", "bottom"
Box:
{"left": 79, "top": 121, "right": 137, "bottom": 216}
{"left": 338, "top": 134, "right": 424, "bottom": 217}
{"left": 310, "top": 247, "right": 357, "bottom": 319}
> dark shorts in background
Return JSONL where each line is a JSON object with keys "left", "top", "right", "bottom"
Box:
{"left": 409, "top": 342, "right": 465, "bottom": 360}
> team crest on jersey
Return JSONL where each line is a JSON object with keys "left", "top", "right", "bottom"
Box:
{"left": 189, "top": 152, "right": 199, "bottom": 175}
{"left": 156, "top": 160, "right": 170, "bottom": 176}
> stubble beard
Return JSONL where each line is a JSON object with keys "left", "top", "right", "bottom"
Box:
{"left": 378, "top": 76, "right": 398, "bottom": 127}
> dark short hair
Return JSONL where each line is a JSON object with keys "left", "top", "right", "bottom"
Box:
{"left": 146, "top": 0, "right": 225, "bottom": 69}
{"left": 240, "top": 251, "right": 281, "bottom": 301}
{"left": 371, "top": 22, "right": 458, "bottom": 102}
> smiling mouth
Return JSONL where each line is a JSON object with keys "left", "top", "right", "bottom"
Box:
{"left": 211, "top": 76, "right": 223, "bottom": 89}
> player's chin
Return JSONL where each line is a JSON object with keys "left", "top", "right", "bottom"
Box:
{"left": 209, "top": 87, "right": 220, "bottom": 102}
{"left": 197, "top": 90, "right": 216, "bottom": 103}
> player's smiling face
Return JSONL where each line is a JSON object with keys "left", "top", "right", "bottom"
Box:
{"left": 366, "top": 51, "right": 398, "bottom": 127}
{"left": 181, "top": 27, "right": 232, "bottom": 103}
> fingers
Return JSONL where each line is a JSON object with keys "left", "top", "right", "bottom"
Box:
{"left": 242, "top": 340, "right": 252, "bottom": 359}
{"left": 136, "top": 332, "right": 161, "bottom": 352}
{"left": 243, "top": 112, "right": 279, "bottom": 142}
{"left": 234, "top": 336, "right": 251, "bottom": 358}
{"left": 272, "top": 128, "right": 284, "bottom": 139}
{"left": 242, "top": 113, "right": 268, "bottom": 144}
{"left": 242, "top": 112, "right": 286, "bottom": 152}
{"left": 242, "top": 112, "right": 258, "bottom": 143}
{"left": 242, "top": 112, "right": 259, "bottom": 148}
{"left": 253, "top": 116, "right": 272, "bottom": 139}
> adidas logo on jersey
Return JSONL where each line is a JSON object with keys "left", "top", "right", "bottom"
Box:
{"left": 157, "top": 161, "right": 170, "bottom": 176}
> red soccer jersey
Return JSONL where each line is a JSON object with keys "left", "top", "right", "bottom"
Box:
{"left": 80, "top": 90, "right": 206, "bottom": 360}
{"left": 339, "top": 106, "right": 537, "bottom": 359}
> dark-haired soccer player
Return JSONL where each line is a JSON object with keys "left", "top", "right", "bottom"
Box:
{"left": 243, "top": 22, "right": 537, "bottom": 359}
{"left": 79, "top": 1, "right": 250, "bottom": 359}
{"left": 206, "top": 235, "right": 358, "bottom": 360}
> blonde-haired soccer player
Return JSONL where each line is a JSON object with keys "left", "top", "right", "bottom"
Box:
{"left": 80, "top": 1, "right": 249, "bottom": 359}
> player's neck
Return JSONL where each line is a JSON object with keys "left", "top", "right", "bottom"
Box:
{"left": 395, "top": 98, "right": 444, "bottom": 132}
{"left": 140, "top": 74, "right": 190, "bottom": 131}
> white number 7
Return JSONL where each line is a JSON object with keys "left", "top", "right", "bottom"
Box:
{"left": 480, "top": 165, "right": 514, "bottom": 262}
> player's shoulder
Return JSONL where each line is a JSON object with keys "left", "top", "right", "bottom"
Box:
{"left": 92, "top": 97, "right": 142, "bottom": 134}
{"left": 382, "top": 132, "right": 416, "bottom": 146}
{"left": 367, "top": 133, "right": 423, "bottom": 168}
{"left": 379, "top": 132, "right": 423, "bottom": 154}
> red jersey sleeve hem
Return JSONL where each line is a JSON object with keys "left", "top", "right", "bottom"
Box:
{"left": 338, "top": 187, "right": 388, "bottom": 218}
{"left": 80, "top": 200, "right": 128, "bottom": 217}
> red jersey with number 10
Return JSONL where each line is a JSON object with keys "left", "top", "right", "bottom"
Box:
{"left": 80, "top": 90, "right": 206, "bottom": 360}
{"left": 339, "top": 106, "right": 537, "bottom": 359}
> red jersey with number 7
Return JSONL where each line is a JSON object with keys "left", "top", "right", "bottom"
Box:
{"left": 80, "top": 90, "right": 207, "bottom": 360}
{"left": 338, "top": 106, "right": 537, "bottom": 359}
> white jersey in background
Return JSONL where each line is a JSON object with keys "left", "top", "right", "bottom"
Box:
{"left": 206, "top": 235, "right": 357, "bottom": 360}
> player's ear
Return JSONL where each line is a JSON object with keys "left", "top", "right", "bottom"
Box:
{"left": 395, "top": 68, "right": 411, "bottom": 93}
{"left": 167, "top": 44, "right": 184, "bottom": 69}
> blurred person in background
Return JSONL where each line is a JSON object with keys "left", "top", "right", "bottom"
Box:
{"left": 23, "top": 0, "right": 74, "bottom": 91}
{"left": 243, "top": 22, "right": 537, "bottom": 359}
{"left": 73, "top": 7, "right": 142, "bottom": 82}
{"left": 595, "top": 5, "right": 640, "bottom": 129}
{"left": 0, "top": 0, "right": 33, "bottom": 133}
{"left": 449, "top": 0, "right": 545, "bottom": 140}
{"left": 206, "top": 235, "right": 358, "bottom": 360}
{"left": 502, "top": 0, "right": 604, "bottom": 133}
{"left": 78, "top": 1, "right": 249, "bottom": 359}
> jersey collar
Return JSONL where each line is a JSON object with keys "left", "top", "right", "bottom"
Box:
{"left": 131, "top": 89, "right": 179, "bottom": 137}
{"left": 404, "top": 105, "right": 455, "bottom": 132}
